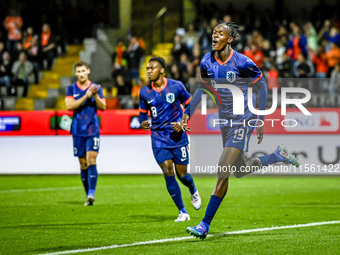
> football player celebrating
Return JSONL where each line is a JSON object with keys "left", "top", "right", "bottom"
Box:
{"left": 139, "top": 57, "right": 201, "bottom": 222}
{"left": 65, "top": 61, "right": 106, "bottom": 206}
{"left": 182, "top": 22, "right": 300, "bottom": 239}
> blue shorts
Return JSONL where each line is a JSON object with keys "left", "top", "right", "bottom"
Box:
{"left": 221, "top": 124, "right": 255, "bottom": 152}
{"left": 73, "top": 135, "right": 100, "bottom": 157}
{"left": 152, "top": 146, "right": 189, "bottom": 165}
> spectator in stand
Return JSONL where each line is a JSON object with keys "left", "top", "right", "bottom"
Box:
{"left": 188, "top": 43, "right": 202, "bottom": 78}
{"left": 198, "top": 20, "right": 212, "bottom": 54}
{"left": 11, "top": 52, "right": 34, "bottom": 97}
{"left": 328, "top": 63, "right": 340, "bottom": 93}
{"left": 267, "top": 63, "right": 280, "bottom": 90}
{"left": 131, "top": 78, "right": 145, "bottom": 109}
{"left": 23, "top": 27, "right": 37, "bottom": 50}
{"left": 41, "top": 23, "right": 56, "bottom": 70}
{"left": 112, "top": 38, "right": 127, "bottom": 80}
{"left": 318, "top": 19, "right": 331, "bottom": 46}
{"left": 324, "top": 27, "right": 340, "bottom": 48}
{"left": 304, "top": 22, "right": 318, "bottom": 56}
{"left": 293, "top": 53, "right": 315, "bottom": 78}
{"left": 293, "top": 53, "right": 314, "bottom": 89}
{"left": 325, "top": 42, "right": 340, "bottom": 77}
{"left": 250, "top": 30, "right": 264, "bottom": 48}
{"left": 116, "top": 74, "right": 133, "bottom": 109}
{"left": 26, "top": 37, "right": 42, "bottom": 84}
{"left": 171, "top": 35, "right": 190, "bottom": 64}
{"left": 3, "top": 8, "right": 23, "bottom": 53}
{"left": 178, "top": 53, "right": 190, "bottom": 86}
{"left": 287, "top": 25, "right": 308, "bottom": 62}
{"left": 277, "top": 54, "right": 293, "bottom": 83}
{"left": 126, "top": 37, "right": 144, "bottom": 84}
{"left": 261, "top": 40, "right": 275, "bottom": 71}
{"left": 168, "top": 63, "right": 181, "bottom": 81}
{"left": 275, "top": 40, "right": 287, "bottom": 66}
{"left": 312, "top": 45, "right": 329, "bottom": 92}
{"left": 182, "top": 23, "right": 199, "bottom": 53}
{"left": 277, "top": 26, "right": 289, "bottom": 45}
{"left": 0, "top": 51, "right": 12, "bottom": 88}
{"left": 243, "top": 42, "right": 264, "bottom": 69}
{"left": 11, "top": 41, "right": 25, "bottom": 62}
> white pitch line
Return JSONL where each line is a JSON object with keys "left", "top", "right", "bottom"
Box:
{"left": 37, "top": 220, "right": 340, "bottom": 255}
{"left": 0, "top": 184, "right": 157, "bottom": 194}
{"left": 0, "top": 186, "right": 82, "bottom": 193}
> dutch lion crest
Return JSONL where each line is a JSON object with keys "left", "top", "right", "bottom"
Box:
{"left": 166, "top": 93, "right": 175, "bottom": 103}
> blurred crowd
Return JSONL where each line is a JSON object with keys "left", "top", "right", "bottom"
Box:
{"left": 166, "top": 15, "right": 340, "bottom": 95}
{"left": 0, "top": 8, "right": 62, "bottom": 97}
{"left": 109, "top": 2, "right": 340, "bottom": 109}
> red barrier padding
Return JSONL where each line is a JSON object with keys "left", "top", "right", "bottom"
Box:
{"left": 0, "top": 108, "right": 339, "bottom": 136}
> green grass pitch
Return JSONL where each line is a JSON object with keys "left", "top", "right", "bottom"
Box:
{"left": 0, "top": 175, "right": 339, "bottom": 254}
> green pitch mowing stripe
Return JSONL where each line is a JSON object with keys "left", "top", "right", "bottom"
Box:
{"left": 37, "top": 221, "right": 340, "bottom": 255}
{"left": 1, "top": 175, "right": 339, "bottom": 254}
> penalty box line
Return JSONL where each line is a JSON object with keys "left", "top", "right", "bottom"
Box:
{"left": 37, "top": 220, "right": 340, "bottom": 255}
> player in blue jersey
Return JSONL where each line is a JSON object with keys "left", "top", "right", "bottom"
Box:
{"left": 182, "top": 22, "right": 300, "bottom": 239}
{"left": 139, "top": 57, "right": 201, "bottom": 222}
{"left": 65, "top": 61, "right": 106, "bottom": 206}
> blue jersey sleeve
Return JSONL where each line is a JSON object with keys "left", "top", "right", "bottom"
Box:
{"left": 139, "top": 90, "right": 148, "bottom": 113}
{"left": 97, "top": 85, "right": 104, "bottom": 98}
{"left": 66, "top": 85, "right": 74, "bottom": 98}
{"left": 178, "top": 82, "right": 191, "bottom": 105}
{"left": 242, "top": 59, "right": 263, "bottom": 84}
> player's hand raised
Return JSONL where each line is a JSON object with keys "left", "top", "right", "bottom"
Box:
{"left": 141, "top": 120, "right": 151, "bottom": 131}
{"left": 85, "top": 88, "right": 93, "bottom": 98}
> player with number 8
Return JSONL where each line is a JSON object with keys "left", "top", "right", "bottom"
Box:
{"left": 139, "top": 57, "right": 201, "bottom": 222}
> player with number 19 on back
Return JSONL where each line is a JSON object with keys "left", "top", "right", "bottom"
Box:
{"left": 182, "top": 22, "right": 300, "bottom": 239}
{"left": 65, "top": 61, "right": 106, "bottom": 206}
{"left": 139, "top": 57, "right": 201, "bottom": 222}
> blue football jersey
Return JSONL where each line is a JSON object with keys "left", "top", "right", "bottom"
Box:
{"left": 200, "top": 49, "right": 263, "bottom": 121}
{"left": 65, "top": 81, "right": 104, "bottom": 137}
{"left": 139, "top": 78, "right": 191, "bottom": 148}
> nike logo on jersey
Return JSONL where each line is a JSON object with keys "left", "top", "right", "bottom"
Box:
{"left": 181, "top": 158, "right": 187, "bottom": 161}
{"left": 232, "top": 140, "right": 241, "bottom": 143}
{"left": 148, "top": 99, "right": 154, "bottom": 104}
{"left": 208, "top": 73, "right": 214, "bottom": 75}
{"left": 73, "top": 94, "right": 80, "bottom": 97}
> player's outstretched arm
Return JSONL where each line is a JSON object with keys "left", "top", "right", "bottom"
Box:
{"left": 65, "top": 89, "right": 92, "bottom": 111}
{"left": 183, "top": 88, "right": 204, "bottom": 118}
{"left": 253, "top": 77, "right": 268, "bottom": 144}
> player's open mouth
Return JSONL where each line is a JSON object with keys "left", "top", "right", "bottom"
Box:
{"left": 212, "top": 40, "right": 218, "bottom": 46}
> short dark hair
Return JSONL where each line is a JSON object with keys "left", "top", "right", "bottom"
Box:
{"left": 149, "top": 56, "right": 166, "bottom": 69}
{"left": 215, "top": 21, "right": 239, "bottom": 45}
{"left": 74, "top": 60, "right": 89, "bottom": 70}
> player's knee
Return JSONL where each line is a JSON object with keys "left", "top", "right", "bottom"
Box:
{"left": 78, "top": 158, "right": 87, "bottom": 168}
{"left": 87, "top": 158, "right": 96, "bottom": 166}
{"left": 248, "top": 157, "right": 261, "bottom": 167}
{"left": 162, "top": 168, "right": 175, "bottom": 177}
